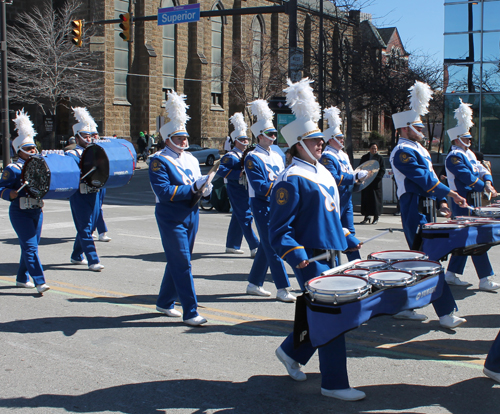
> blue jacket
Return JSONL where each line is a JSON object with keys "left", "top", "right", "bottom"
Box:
{"left": 0, "top": 159, "right": 29, "bottom": 209}
{"left": 217, "top": 147, "right": 244, "bottom": 190}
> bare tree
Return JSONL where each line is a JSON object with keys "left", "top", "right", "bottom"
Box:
{"left": 7, "top": 0, "right": 102, "bottom": 122}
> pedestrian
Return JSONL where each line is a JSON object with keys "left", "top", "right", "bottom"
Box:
{"left": 137, "top": 131, "right": 148, "bottom": 161}
{"left": 360, "top": 142, "right": 386, "bottom": 224}
{"left": 0, "top": 110, "right": 50, "bottom": 293}
{"left": 271, "top": 78, "right": 364, "bottom": 401}
{"left": 65, "top": 107, "right": 104, "bottom": 272}
{"left": 244, "top": 99, "right": 295, "bottom": 303}
{"left": 390, "top": 81, "right": 467, "bottom": 327}
{"left": 217, "top": 112, "right": 259, "bottom": 257}
{"left": 149, "top": 90, "right": 212, "bottom": 326}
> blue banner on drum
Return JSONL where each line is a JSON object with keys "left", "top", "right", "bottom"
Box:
{"left": 302, "top": 273, "right": 444, "bottom": 348}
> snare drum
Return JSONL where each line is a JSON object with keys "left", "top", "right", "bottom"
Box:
{"left": 390, "top": 260, "right": 442, "bottom": 280}
{"left": 473, "top": 207, "right": 500, "bottom": 218}
{"left": 353, "top": 260, "right": 388, "bottom": 272}
{"left": 368, "top": 270, "right": 416, "bottom": 289}
{"left": 305, "top": 275, "right": 371, "bottom": 305}
{"left": 343, "top": 268, "right": 371, "bottom": 278}
{"left": 368, "top": 250, "right": 428, "bottom": 263}
{"left": 21, "top": 153, "right": 80, "bottom": 199}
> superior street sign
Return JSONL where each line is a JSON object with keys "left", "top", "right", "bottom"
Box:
{"left": 158, "top": 4, "right": 201, "bottom": 26}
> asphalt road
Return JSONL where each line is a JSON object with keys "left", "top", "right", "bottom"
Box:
{"left": 1, "top": 160, "right": 499, "bottom": 414}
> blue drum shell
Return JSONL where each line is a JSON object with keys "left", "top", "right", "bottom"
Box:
{"left": 81, "top": 140, "right": 135, "bottom": 189}
{"left": 22, "top": 154, "right": 80, "bottom": 199}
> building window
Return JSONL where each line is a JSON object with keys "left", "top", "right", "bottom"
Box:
{"left": 114, "top": 0, "right": 129, "bottom": 101}
{"left": 162, "top": 0, "right": 176, "bottom": 93}
{"left": 251, "top": 16, "right": 263, "bottom": 99}
{"left": 211, "top": 5, "right": 223, "bottom": 108}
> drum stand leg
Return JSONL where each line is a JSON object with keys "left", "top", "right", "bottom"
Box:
{"left": 331, "top": 250, "right": 341, "bottom": 267}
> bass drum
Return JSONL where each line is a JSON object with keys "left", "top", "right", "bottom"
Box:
{"left": 80, "top": 139, "right": 136, "bottom": 190}
{"left": 305, "top": 275, "right": 371, "bottom": 305}
{"left": 22, "top": 153, "right": 80, "bottom": 199}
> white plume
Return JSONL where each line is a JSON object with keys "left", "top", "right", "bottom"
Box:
{"left": 13, "top": 109, "right": 37, "bottom": 139}
{"left": 249, "top": 99, "right": 274, "bottom": 122}
{"left": 72, "top": 107, "right": 95, "bottom": 125}
{"left": 283, "top": 78, "right": 321, "bottom": 122}
{"left": 408, "top": 81, "right": 433, "bottom": 116}
{"left": 229, "top": 112, "right": 247, "bottom": 132}
{"left": 324, "top": 106, "right": 342, "bottom": 130}
{"left": 165, "top": 90, "right": 190, "bottom": 126}
{"left": 454, "top": 98, "right": 474, "bottom": 130}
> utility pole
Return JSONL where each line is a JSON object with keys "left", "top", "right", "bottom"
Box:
{"left": 0, "top": 0, "right": 11, "bottom": 170}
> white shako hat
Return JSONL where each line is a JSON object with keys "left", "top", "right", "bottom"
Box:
{"left": 323, "top": 106, "right": 344, "bottom": 139}
{"left": 249, "top": 99, "right": 277, "bottom": 138}
{"left": 392, "top": 81, "right": 433, "bottom": 129}
{"left": 160, "top": 90, "right": 190, "bottom": 141}
{"left": 229, "top": 112, "right": 248, "bottom": 142}
{"left": 72, "top": 107, "right": 97, "bottom": 136}
{"left": 447, "top": 98, "right": 473, "bottom": 141}
{"left": 280, "top": 78, "right": 323, "bottom": 148}
{"left": 12, "top": 109, "right": 37, "bottom": 153}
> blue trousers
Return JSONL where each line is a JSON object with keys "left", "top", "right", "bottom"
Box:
{"left": 485, "top": 331, "right": 500, "bottom": 373}
{"left": 70, "top": 191, "right": 100, "bottom": 265}
{"left": 10, "top": 206, "right": 46, "bottom": 286}
{"left": 340, "top": 200, "right": 361, "bottom": 262}
{"left": 248, "top": 198, "right": 290, "bottom": 289}
{"left": 225, "top": 183, "right": 259, "bottom": 251}
{"left": 399, "top": 192, "right": 457, "bottom": 317}
{"left": 95, "top": 188, "right": 108, "bottom": 234}
{"left": 280, "top": 255, "right": 350, "bottom": 391}
{"left": 155, "top": 207, "right": 200, "bottom": 321}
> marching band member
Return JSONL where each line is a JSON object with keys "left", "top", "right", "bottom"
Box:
{"left": 217, "top": 113, "right": 259, "bottom": 257}
{"left": 444, "top": 99, "right": 499, "bottom": 291}
{"left": 484, "top": 331, "right": 500, "bottom": 383}
{"left": 320, "top": 107, "right": 366, "bottom": 261}
{"left": 65, "top": 108, "right": 104, "bottom": 272}
{"left": 0, "top": 110, "right": 50, "bottom": 293}
{"left": 149, "top": 90, "right": 212, "bottom": 326}
{"left": 271, "top": 78, "right": 364, "bottom": 401}
{"left": 390, "top": 81, "right": 468, "bottom": 327}
{"left": 244, "top": 99, "right": 295, "bottom": 302}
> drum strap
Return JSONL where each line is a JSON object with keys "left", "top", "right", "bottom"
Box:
{"left": 293, "top": 294, "right": 310, "bottom": 349}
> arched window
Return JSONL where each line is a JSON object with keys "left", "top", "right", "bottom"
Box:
{"left": 251, "top": 16, "right": 263, "bottom": 98}
{"left": 161, "top": 0, "right": 176, "bottom": 93}
{"left": 114, "top": 0, "right": 130, "bottom": 101}
{"left": 211, "top": 4, "right": 223, "bottom": 107}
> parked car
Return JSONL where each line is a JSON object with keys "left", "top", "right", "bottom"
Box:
{"left": 146, "top": 144, "right": 221, "bottom": 166}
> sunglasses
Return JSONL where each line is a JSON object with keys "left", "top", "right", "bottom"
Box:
{"left": 265, "top": 131, "right": 277, "bottom": 138}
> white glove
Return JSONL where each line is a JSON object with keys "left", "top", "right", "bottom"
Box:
{"left": 355, "top": 170, "right": 368, "bottom": 181}
{"left": 192, "top": 175, "right": 208, "bottom": 193}
{"left": 202, "top": 183, "right": 213, "bottom": 198}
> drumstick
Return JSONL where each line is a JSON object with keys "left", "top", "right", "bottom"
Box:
{"left": 361, "top": 229, "right": 393, "bottom": 245}
{"left": 81, "top": 166, "right": 97, "bottom": 180}
{"left": 297, "top": 250, "right": 331, "bottom": 268}
{"left": 17, "top": 181, "right": 29, "bottom": 192}
{"left": 321, "top": 259, "right": 363, "bottom": 276}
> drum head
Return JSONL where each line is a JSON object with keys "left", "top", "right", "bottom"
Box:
{"left": 391, "top": 260, "right": 442, "bottom": 275}
{"left": 307, "top": 275, "right": 367, "bottom": 292}
{"left": 353, "top": 260, "right": 388, "bottom": 271}
{"left": 368, "top": 250, "right": 428, "bottom": 262}
{"left": 368, "top": 270, "right": 415, "bottom": 287}
{"left": 344, "top": 268, "right": 371, "bottom": 278}
{"left": 80, "top": 144, "right": 110, "bottom": 188}
{"left": 21, "top": 155, "right": 50, "bottom": 199}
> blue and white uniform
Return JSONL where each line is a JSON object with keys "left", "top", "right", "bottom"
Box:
{"left": 95, "top": 188, "right": 108, "bottom": 235}
{"left": 269, "top": 157, "right": 350, "bottom": 391}
{"left": 486, "top": 331, "right": 500, "bottom": 375}
{"left": 217, "top": 148, "right": 259, "bottom": 251}
{"left": 0, "top": 159, "right": 46, "bottom": 286}
{"left": 445, "top": 146, "right": 493, "bottom": 279}
{"left": 244, "top": 144, "right": 290, "bottom": 289}
{"left": 320, "top": 145, "right": 361, "bottom": 260}
{"left": 149, "top": 146, "right": 203, "bottom": 321}
{"left": 66, "top": 145, "right": 101, "bottom": 265}
{"left": 390, "top": 137, "right": 458, "bottom": 317}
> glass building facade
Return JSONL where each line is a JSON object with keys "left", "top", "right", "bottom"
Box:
{"left": 444, "top": 0, "right": 500, "bottom": 154}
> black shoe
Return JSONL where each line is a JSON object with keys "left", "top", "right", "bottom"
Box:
{"left": 372, "top": 217, "right": 379, "bottom": 225}
{"left": 361, "top": 217, "right": 370, "bottom": 224}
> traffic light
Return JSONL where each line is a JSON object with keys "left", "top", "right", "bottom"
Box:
{"left": 71, "top": 19, "right": 83, "bottom": 47}
{"left": 119, "top": 13, "right": 131, "bottom": 41}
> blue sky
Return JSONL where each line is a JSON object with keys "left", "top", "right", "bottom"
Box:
{"left": 361, "top": 0, "right": 445, "bottom": 63}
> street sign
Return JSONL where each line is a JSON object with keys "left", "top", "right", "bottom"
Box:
{"left": 158, "top": 4, "right": 200, "bottom": 26}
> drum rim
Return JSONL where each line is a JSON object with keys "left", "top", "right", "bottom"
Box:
{"left": 353, "top": 259, "right": 388, "bottom": 268}
{"left": 305, "top": 275, "right": 371, "bottom": 304}
{"left": 422, "top": 223, "right": 466, "bottom": 228}
{"left": 344, "top": 268, "right": 371, "bottom": 275}
{"left": 368, "top": 250, "right": 428, "bottom": 261}
{"left": 368, "top": 269, "right": 415, "bottom": 282}
{"left": 390, "top": 259, "right": 442, "bottom": 273}
{"left": 306, "top": 274, "right": 368, "bottom": 288}
{"left": 22, "top": 154, "right": 50, "bottom": 199}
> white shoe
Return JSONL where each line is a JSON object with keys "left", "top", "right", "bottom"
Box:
{"left": 98, "top": 233, "right": 112, "bottom": 242}
{"left": 92, "top": 233, "right": 97, "bottom": 240}
{"left": 479, "top": 277, "right": 500, "bottom": 292}
{"left": 393, "top": 310, "right": 428, "bottom": 321}
{"left": 445, "top": 271, "right": 471, "bottom": 286}
{"left": 184, "top": 315, "right": 207, "bottom": 326}
{"left": 71, "top": 258, "right": 88, "bottom": 265}
{"left": 276, "top": 288, "right": 296, "bottom": 303}
{"left": 275, "top": 346, "right": 307, "bottom": 381}
{"left": 16, "top": 281, "right": 35, "bottom": 288}
{"left": 36, "top": 284, "right": 50, "bottom": 293}
{"left": 156, "top": 305, "right": 181, "bottom": 317}
{"left": 250, "top": 248, "right": 258, "bottom": 258}
{"left": 89, "top": 263, "right": 104, "bottom": 272}
{"left": 226, "top": 247, "right": 244, "bottom": 254}
{"left": 484, "top": 367, "right": 500, "bottom": 383}
{"left": 439, "top": 312, "right": 466, "bottom": 329}
{"left": 246, "top": 283, "right": 271, "bottom": 297}
{"left": 321, "top": 387, "right": 366, "bottom": 401}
